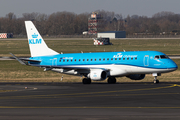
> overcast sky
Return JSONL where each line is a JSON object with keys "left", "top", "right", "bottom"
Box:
{"left": 1, "top": 0, "right": 180, "bottom": 18}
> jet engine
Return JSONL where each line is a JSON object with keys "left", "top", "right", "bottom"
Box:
{"left": 88, "top": 69, "right": 107, "bottom": 81}
{"left": 126, "top": 74, "right": 145, "bottom": 80}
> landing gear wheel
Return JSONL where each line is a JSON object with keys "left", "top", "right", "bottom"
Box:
{"left": 154, "top": 80, "right": 159, "bottom": 84}
{"left": 153, "top": 76, "right": 159, "bottom": 84}
{"left": 107, "top": 77, "right": 116, "bottom": 84}
{"left": 83, "top": 78, "right": 91, "bottom": 84}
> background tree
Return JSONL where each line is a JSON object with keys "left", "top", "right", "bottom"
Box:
{"left": 0, "top": 10, "right": 180, "bottom": 36}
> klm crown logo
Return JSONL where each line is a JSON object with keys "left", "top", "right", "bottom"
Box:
{"left": 32, "top": 33, "right": 38, "bottom": 38}
{"left": 29, "top": 33, "right": 42, "bottom": 44}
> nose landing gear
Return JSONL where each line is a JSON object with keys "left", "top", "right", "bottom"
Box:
{"left": 152, "top": 73, "right": 161, "bottom": 84}
{"left": 153, "top": 76, "right": 159, "bottom": 84}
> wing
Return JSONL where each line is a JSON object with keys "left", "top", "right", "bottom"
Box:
{"left": 30, "top": 64, "right": 110, "bottom": 71}
{"left": 10, "top": 53, "right": 110, "bottom": 73}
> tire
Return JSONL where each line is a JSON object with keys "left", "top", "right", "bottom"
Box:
{"left": 108, "top": 77, "right": 116, "bottom": 84}
{"left": 83, "top": 78, "right": 91, "bottom": 84}
{"left": 154, "top": 80, "right": 159, "bottom": 84}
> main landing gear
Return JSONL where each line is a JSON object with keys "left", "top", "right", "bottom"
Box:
{"left": 82, "top": 78, "right": 91, "bottom": 84}
{"left": 152, "top": 73, "right": 161, "bottom": 84}
{"left": 107, "top": 77, "right": 116, "bottom": 84}
{"left": 82, "top": 77, "right": 117, "bottom": 84}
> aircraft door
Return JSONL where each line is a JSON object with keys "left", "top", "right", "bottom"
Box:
{"left": 144, "top": 55, "right": 149, "bottom": 66}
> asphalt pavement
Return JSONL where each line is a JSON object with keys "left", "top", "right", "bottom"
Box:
{"left": 0, "top": 82, "right": 180, "bottom": 120}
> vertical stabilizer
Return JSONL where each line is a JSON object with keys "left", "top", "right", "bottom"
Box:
{"left": 25, "top": 21, "right": 59, "bottom": 57}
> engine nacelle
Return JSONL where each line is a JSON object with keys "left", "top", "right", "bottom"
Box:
{"left": 126, "top": 74, "right": 145, "bottom": 80}
{"left": 88, "top": 69, "right": 107, "bottom": 81}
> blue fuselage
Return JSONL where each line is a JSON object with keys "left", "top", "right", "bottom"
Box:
{"left": 30, "top": 51, "right": 177, "bottom": 74}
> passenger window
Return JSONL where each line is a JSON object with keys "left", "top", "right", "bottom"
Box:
{"left": 59, "top": 60, "right": 61, "bottom": 62}
{"left": 107, "top": 58, "right": 109, "bottom": 60}
{"left": 135, "top": 57, "right": 137, "bottom": 60}
{"left": 154, "top": 56, "right": 159, "bottom": 59}
{"left": 83, "top": 59, "right": 85, "bottom": 61}
{"left": 67, "top": 60, "right": 69, "bottom": 62}
{"left": 79, "top": 59, "right": 81, "bottom": 61}
{"left": 87, "top": 59, "right": 89, "bottom": 61}
{"left": 75, "top": 59, "right": 76, "bottom": 62}
{"left": 95, "top": 59, "right": 96, "bottom": 61}
{"left": 99, "top": 59, "right": 101, "bottom": 61}
{"left": 103, "top": 58, "right": 105, "bottom": 61}
{"left": 127, "top": 58, "right": 129, "bottom": 60}
{"left": 111, "top": 58, "right": 113, "bottom": 60}
{"left": 123, "top": 58, "right": 125, "bottom": 60}
{"left": 131, "top": 57, "right": 133, "bottom": 60}
{"left": 91, "top": 59, "right": 93, "bottom": 61}
{"left": 71, "top": 60, "right": 72, "bottom": 62}
{"left": 63, "top": 60, "right": 65, "bottom": 62}
{"left": 119, "top": 58, "right": 121, "bottom": 60}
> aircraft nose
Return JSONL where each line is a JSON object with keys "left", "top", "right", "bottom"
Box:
{"left": 167, "top": 61, "right": 178, "bottom": 71}
{"left": 173, "top": 63, "right": 178, "bottom": 70}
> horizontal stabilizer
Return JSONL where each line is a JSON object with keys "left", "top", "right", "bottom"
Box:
{"left": 10, "top": 53, "right": 26, "bottom": 65}
{"left": 10, "top": 53, "right": 41, "bottom": 65}
{"left": 20, "top": 58, "right": 41, "bottom": 62}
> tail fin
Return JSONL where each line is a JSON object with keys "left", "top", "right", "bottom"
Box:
{"left": 25, "top": 21, "right": 59, "bottom": 57}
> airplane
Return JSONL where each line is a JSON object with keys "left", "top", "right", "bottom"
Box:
{"left": 11, "top": 21, "right": 178, "bottom": 84}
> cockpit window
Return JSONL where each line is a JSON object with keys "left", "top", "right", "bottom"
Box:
{"left": 160, "top": 55, "right": 169, "bottom": 59}
{"left": 154, "top": 55, "right": 169, "bottom": 59}
{"left": 154, "top": 56, "right": 159, "bottom": 59}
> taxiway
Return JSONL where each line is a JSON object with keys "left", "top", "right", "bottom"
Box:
{"left": 0, "top": 82, "right": 180, "bottom": 120}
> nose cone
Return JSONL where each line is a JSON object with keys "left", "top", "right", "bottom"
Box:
{"left": 167, "top": 60, "right": 178, "bottom": 71}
